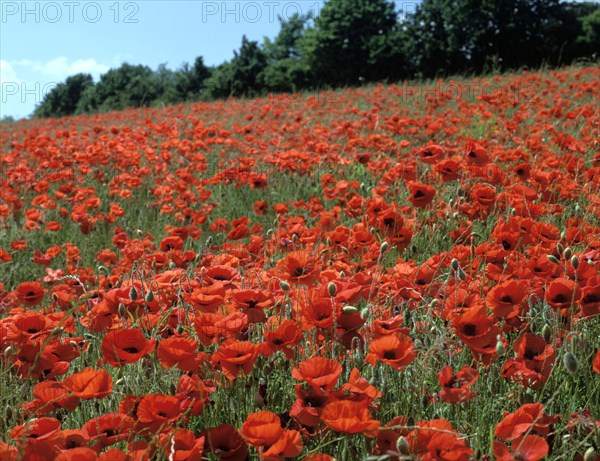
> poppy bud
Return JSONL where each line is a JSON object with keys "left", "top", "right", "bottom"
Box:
{"left": 570, "top": 255, "right": 579, "bottom": 270}
{"left": 177, "top": 324, "right": 184, "bottom": 335}
{"left": 118, "top": 303, "right": 127, "bottom": 317}
{"left": 328, "top": 282, "right": 337, "bottom": 297}
{"left": 370, "top": 227, "right": 377, "bottom": 235}
{"left": 547, "top": 254, "right": 559, "bottom": 264}
{"left": 97, "top": 265, "right": 109, "bottom": 275}
{"left": 145, "top": 289, "right": 155, "bottom": 303}
{"left": 584, "top": 447, "right": 597, "bottom": 461}
{"left": 339, "top": 271, "right": 346, "bottom": 278}
{"left": 51, "top": 327, "right": 63, "bottom": 337}
{"left": 510, "top": 208, "right": 516, "bottom": 216}
{"left": 169, "top": 261, "right": 176, "bottom": 269}
{"left": 279, "top": 280, "right": 290, "bottom": 292}
{"left": 360, "top": 306, "right": 369, "bottom": 320}
{"left": 451, "top": 258, "right": 460, "bottom": 271}
{"left": 542, "top": 324, "right": 552, "bottom": 343}
{"left": 495, "top": 337, "right": 505, "bottom": 356}
{"left": 396, "top": 436, "right": 409, "bottom": 455}
{"left": 360, "top": 183, "right": 366, "bottom": 193}
{"left": 380, "top": 241, "right": 389, "bottom": 253}
{"left": 458, "top": 268, "right": 467, "bottom": 281}
{"left": 129, "top": 287, "right": 138, "bottom": 301}
{"left": 557, "top": 243, "right": 564, "bottom": 256}
{"left": 292, "top": 234, "right": 298, "bottom": 243}
{"left": 563, "top": 351, "right": 579, "bottom": 375}
{"left": 563, "top": 247, "right": 572, "bottom": 261}
{"left": 4, "top": 346, "right": 14, "bottom": 357}
{"left": 342, "top": 305, "right": 359, "bottom": 315}
{"left": 340, "top": 246, "right": 349, "bottom": 254}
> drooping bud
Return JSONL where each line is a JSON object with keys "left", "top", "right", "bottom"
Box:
{"left": 129, "top": 287, "right": 138, "bottom": 301}
{"left": 279, "top": 280, "right": 290, "bottom": 292}
{"left": 584, "top": 447, "right": 597, "bottom": 461}
{"left": 547, "top": 254, "right": 559, "bottom": 264}
{"left": 342, "top": 305, "right": 359, "bottom": 315}
{"left": 563, "top": 351, "right": 579, "bottom": 375}
{"left": 118, "top": 303, "right": 127, "bottom": 318}
{"left": 458, "top": 268, "right": 467, "bottom": 281}
{"left": 360, "top": 306, "right": 369, "bottom": 320}
{"left": 557, "top": 243, "right": 564, "bottom": 256}
{"left": 542, "top": 324, "right": 552, "bottom": 343}
{"left": 145, "top": 289, "right": 155, "bottom": 303}
{"left": 380, "top": 241, "right": 389, "bottom": 254}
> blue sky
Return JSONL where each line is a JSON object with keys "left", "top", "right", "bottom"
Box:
{"left": 0, "top": 1, "right": 420, "bottom": 119}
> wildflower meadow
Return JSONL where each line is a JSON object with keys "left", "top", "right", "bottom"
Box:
{"left": 0, "top": 65, "right": 599, "bottom": 460}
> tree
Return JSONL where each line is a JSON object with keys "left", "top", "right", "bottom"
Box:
{"left": 76, "top": 63, "right": 161, "bottom": 113}
{"left": 33, "top": 73, "right": 93, "bottom": 118}
{"left": 166, "top": 57, "right": 212, "bottom": 103}
{"left": 204, "top": 36, "right": 267, "bottom": 99}
{"left": 402, "top": 0, "right": 582, "bottom": 77}
{"left": 299, "top": 0, "right": 404, "bottom": 87}
{"left": 262, "top": 13, "right": 313, "bottom": 92}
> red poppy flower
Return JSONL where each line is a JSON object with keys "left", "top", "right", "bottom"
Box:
{"left": 241, "top": 411, "right": 283, "bottom": 447}
{"left": 437, "top": 365, "right": 478, "bottom": 403}
{"left": 101, "top": 328, "right": 156, "bottom": 367}
{"left": 62, "top": 368, "right": 113, "bottom": 399}
{"left": 321, "top": 400, "right": 380, "bottom": 435}
{"left": 157, "top": 429, "right": 204, "bottom": 461}
{"left": 211, "top": 339, "right": 257, "bottom": 380}
{"left": 277, "top": 251, "right": 319, "bottom": 285}
{"left": 487, "top": 279, "right": 528, "bottom": 319}
{"left": 424, "top": 432, "right": 474, "bottom": 461}
{"left": 29, "top": 381, "right": 80, "bottom": 414}
{"left": 594, "top": 350, "right": 600, "bottom": 374}
{"left": 263, "top": 428, "right": 303, "bottom": 460}
{"left": 292, "top": 357, "right": 342, "bottom": 395}
{"left": 407, "top": 182, "right": 436, "bottom": 208}
{"left": 495, "top": 403, "right": 559, "bottom": 440}
{"left": 365, "top": 334, "right": 416, "bottom": 371}
{"left": 55, "top": 447, "right": 99, "bottom": 461}
{"left": 204, "top": 424, "right": 248, "bottom": 461}
{"left": 137, "top": 394, "right": 185, "bottom": 434}
{"left": 156, "top": 336, "right": 200, "bottom": 372}
{"left": 15, "top": 281, "right": 45, "bottom": 307}
{"left": 82, "top": 413, "right": 135, "bottom": 448}
{"left": 417, "top": 144, "right": 445, "bottom": 164}
{"left": 545, "top": 278, "right": 581, "bottom": 310}
{"left": 493, "top": 435, "right": 548, "bottom": 461}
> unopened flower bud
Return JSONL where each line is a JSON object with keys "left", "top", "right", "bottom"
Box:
{"left": 118, "top": 303, "right": 127, "bottom": 317}
{"left": 396, "top": 436, "right": 409, "bottom": 455}
{"left": 451, "top": 258, "right": 460, "bottom": 271}
{"left": 557, "top": 243, "right": 564, "bottom": 256}
{"left": 458, "top": 268, "right": 467, "bottom": 281}
{"left": 563, "top": 351, "right": 579, "bottom": 375}
{"left": 360, "top": 306, "right": 369, "bottom": 320}
{"left": 547, "top": 255, "right": 559, "bottom": 264}
{"left": 145, "top": 289, "right": 155, "bottom": 303}
{"left": 380, "top": 241, "right": 389, "bottom": 254}
{"left": 342, "top": 305, "right": 359, "bottom": 315}
{"left": 495, "top": 337, "right": 506, "bottom": 356}
{"left": 542, "top": 324, "right": 552, "bottom": 343}
{"left": 584, "top": 447, "right": 597, "bottom": 461}
{"left": 563, "top": 247, "right": 572, "bottom": 261}
{"left": 279, "top": 280, "right": 290, "bottom": 292}
{"left": 328, "top": 282, "right": 337, "bottom": 297}
{"left": 129, "top": 287, "right": 138, "bottom": 301}
{"left": 570, "top": 255, "right": 579, "bottom": 270}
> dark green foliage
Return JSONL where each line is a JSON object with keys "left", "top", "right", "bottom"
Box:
{"left": 300, "top": 0, "right": 403, "bottom": 86}
{"left": 33, "top": 73, "right": 93, "bottom": 118}
{"left": 204, "top": 36, "right": 268, "bottom": 99}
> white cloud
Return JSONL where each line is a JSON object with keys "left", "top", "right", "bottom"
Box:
{"left": 13, "top": 57, "right": 110, "bottom": 80}
{"left": 0, "top": 60, "right": 22, "bottom": 84}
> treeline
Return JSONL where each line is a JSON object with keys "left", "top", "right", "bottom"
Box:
{"left": 33, "top": 0, "right": 599, "bottom": 118}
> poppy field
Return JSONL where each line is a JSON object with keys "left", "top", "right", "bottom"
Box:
{"left": 0, "top": 65, "right": 599, "bottom": 460}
